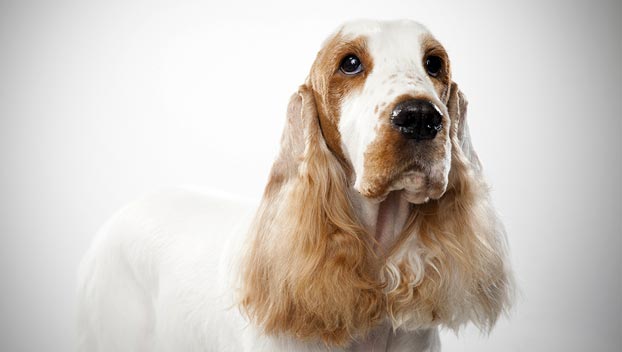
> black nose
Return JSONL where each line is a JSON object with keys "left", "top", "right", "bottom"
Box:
{"left": 390, "top": 100, "right": 443, "bottom": 140}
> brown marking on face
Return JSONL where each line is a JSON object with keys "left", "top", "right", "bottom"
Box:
{"left": 308, "top": 34, "right": 374, "bottom": 167}
{"left": 374, "top": 105, "right": 379, "bottom": 114}
{"left": 421, "top": 34, "right": 452, "bottom": 103}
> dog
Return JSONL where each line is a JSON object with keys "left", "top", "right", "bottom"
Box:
{"left": 77, "top": 19, "right": 513, "bottom": 351}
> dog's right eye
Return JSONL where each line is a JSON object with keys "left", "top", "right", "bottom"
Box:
{"left": 425, "top": 55, "right": 443, "bottom": 77}
{"left": 340, "top": 55, "right": 363, "bottom": 75}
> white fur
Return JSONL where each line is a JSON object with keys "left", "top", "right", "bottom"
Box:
{"left": 77, "top": 188, "right": 440, "bottom": 351}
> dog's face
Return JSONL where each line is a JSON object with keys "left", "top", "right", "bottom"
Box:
{"left": 309, "top": 20, "right": 453, "bottom": 203}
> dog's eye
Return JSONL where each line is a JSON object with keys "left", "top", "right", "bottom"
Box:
{"left": 425, "top": 56, "right": 443, "bottom": 77}
{"left": 340, "top": 55, "right": 363, "bottom": 75}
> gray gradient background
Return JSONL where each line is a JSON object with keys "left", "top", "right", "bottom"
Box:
{"left": 1, "top": 0, "right": 620, "bottom": 351}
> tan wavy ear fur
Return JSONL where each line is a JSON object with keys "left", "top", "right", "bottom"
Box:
{"left": 239, "top": 85, "right": 384, "bottom": 346}
{"left": 385, "top": 83, "right": 513, "bottom": 331}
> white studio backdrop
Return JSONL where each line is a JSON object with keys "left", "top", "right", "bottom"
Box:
{"left": 0, "top": 0, "right": 620, "bottom": 351}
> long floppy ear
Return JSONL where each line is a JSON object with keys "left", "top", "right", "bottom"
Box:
{"left": 240, "top": 85, "right": 383, "bottom": 346}
{"left": 450, "top": 82, "right": 515, "bottom": 309}
{"left": 386, "top": 83, "right": 513, "bottom": 332}
{"left": 448, "top": 82, "right": 482, "bottom": 174}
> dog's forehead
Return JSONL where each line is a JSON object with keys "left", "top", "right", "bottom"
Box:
{"left": 339, "top": 20, "right": 431, "bottom": 59}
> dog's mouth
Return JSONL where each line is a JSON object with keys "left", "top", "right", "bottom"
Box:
{"left": 386, "top": 169, "right": 447, "bottom": 203}
{"left": 357, "top": 166, "right": 448, "bottom": 204}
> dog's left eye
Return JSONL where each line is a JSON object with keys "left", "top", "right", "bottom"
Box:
{"left": 340, "top": 55, "right": 363, "bottom": 75}
{"left": 425, "top": 56, "right": 443, "bottom": 77}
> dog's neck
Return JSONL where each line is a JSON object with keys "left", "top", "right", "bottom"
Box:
{"left": 350, "top": 189, "right": 412, "bottom": 253}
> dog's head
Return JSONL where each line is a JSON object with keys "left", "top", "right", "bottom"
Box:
{"left": 308, "top": 20, "right": 453, "bottom": 203}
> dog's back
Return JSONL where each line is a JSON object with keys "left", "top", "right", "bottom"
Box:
{"left": 76, "top": 188, "right": 256, "bottom": 352}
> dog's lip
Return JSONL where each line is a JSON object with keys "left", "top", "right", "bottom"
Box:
{"left": 357, "top": 169, "right": 447, "bottom": 204}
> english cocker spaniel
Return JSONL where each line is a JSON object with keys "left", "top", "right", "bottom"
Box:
{"left": 77, "top": 19, "right": 513, "bottom": 352}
